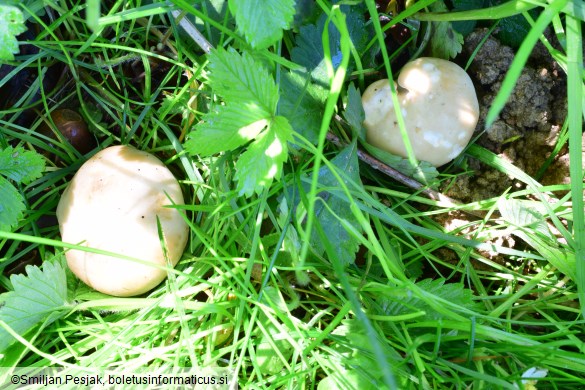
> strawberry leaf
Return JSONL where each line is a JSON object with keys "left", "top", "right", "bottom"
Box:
{"left": 236, "top": 116, "right": 292, "bottom": 196}
{"left": 0, "top": 177, "right": 25, "bottom": 232}
{"left": 185, "top": 105, "right": 269, "bottom": 155}
{"left": 0, "top": 146, "right": 45, "bottom": 185}
{"left": 0, "top": 260, "right": 70, "bottom": 353}
{"left": 229, "top": 0, "right": 295, "bottom": 49}
{"left": 185, "top": 48, "right": 294, "bottom": 196}
{"left": 0, "top": 5, "right": 26, "bottom": 61}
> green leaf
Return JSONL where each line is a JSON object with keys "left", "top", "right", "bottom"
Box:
{"left": 291, "top": 7, "right": 372, "bottom": 88}
{"left": 186, "top": 48, "right": 293, "bottom": 196}
{"left": 344, "top": 83, "right": 366, "bottom": 139}
{"left": 311, "top": 143, "right": 363, "bottom": 266}
{"left": 376, "top": 279, "right": 478, "bottom": 322}
{"left": 0, "top": 146, "right": 45, "bottom": 185}
{"left": 0, "top": 261, "right": 69, "bottom": 353}
{"left": 0, "top": 5, "right": 26, "bottom": 61}
{"left": 498, "top": 199, "right": 576, "bottom": 279}
{"left": 451, "top": 0, "right": 483, "bottom": 35}
{"left": 278, "top": 68, "right": 327, "bottom": 144}
{"left": 184, "top": 105, "right": 269, "bottom": 155}
{"left": 207, "top": 48, "right": 279, "bottom": 116}
{"left": 235, "top": 116, "right": 292, "bottom": 196}
{"left": 0, "top": 177, "right": 25, "bottom": 232}
{"left": 85, "top": 0, "right": 100, "bottom": 32}
{"left": 229, "top": 0, "right": 295, "bottom": 49}
{"left": 497, "top": 199, "right": 552, "bottom": 239}
{"left": 496, "top": 12, "right": 535, "bottom": 48}
{"left": 429, "top": 1, "right": 464, "bottom": 59}
{"left": 318, "top": 319, "right": 402, "bottom": 388}
{"left": 430, "top": 21, "right": 464, "bottom": 59}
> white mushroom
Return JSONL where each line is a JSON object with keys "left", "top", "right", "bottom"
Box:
{"left": 362, "top": 57, "right": 479, "bottom": 166}
{"left": 56, "top": 145, "right": 188, "bottom": 297}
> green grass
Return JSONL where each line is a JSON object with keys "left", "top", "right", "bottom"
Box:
{"left": 1, "top": 0, "right": 584, "bottom": 388}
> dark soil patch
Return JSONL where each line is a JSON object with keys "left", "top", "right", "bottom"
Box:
{"left": 443, "top": 28, "right": 581, "bottom": 203}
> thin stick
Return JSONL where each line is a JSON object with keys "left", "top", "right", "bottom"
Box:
{"left": 326, "top": 132, "right": 489, "bottom": 219}
{"left": 171, "top": 10, "right": 213, "bottom": 54}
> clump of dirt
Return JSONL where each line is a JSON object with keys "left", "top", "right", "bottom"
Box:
{"left": 427, "top": 28, "right": 584, "bottom": 270}
{"left": 443, "top": 28, "right": 575, "bottom": 203}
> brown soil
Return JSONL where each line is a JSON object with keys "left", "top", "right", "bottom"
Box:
{"left": 443, "top": 28, "right": 583, "bottom": 203}
{"left": 426, "top": 28, "right": 584, "bottom": 271}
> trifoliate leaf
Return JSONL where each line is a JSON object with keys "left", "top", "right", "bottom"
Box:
{"left": 0, "top": 5, "right": 26, "bottom": 61}
{"left": 311, "top": 143, "right": 363, "bottom": 266}
{"left": 278, "top": 68, "right": 327, "bottom": 144}
{"left": 185, "top": 48, "right": 294, "bottom": 196}
{"left": 0, "top": 146, "right": 45, "bottom": 185}
{"left": 235, "top": 116, "right": 292, "bottom": 196}
{"left": 429, "top": 1, "right": 464, "bottom": 59}
{"left": 0, "top": 177, "right": 25, "bottom": 232}
{"left": 229, "top": 0, "right": 295, "bottom": 49}
{"left": 0, "top": 261, "right": 69, "bottom": 353}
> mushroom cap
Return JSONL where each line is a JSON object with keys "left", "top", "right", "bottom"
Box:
{"left": 56, "top": 145, "right": 188, "bottom": 297}
{"left": 362, "top": 57, "right": 479, "bottom": 166}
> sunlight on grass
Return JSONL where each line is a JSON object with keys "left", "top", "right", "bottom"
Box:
{"left": 0, "top": 0, "right": 583, "bottom": 388}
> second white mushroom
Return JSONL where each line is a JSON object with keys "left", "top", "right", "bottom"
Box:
{"left": 362, "top": 57, "right": 480, "bottom": 167}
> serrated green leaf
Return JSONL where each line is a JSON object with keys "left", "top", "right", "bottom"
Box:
{"left": 344, "top": 83, "right": 366, "bottom": 139}
{"left": 207, "top": 48, "right": 278, "bottom": 116}
{"left": 0, "top": 176, "right": 25, "bottom": 232}
{"left": 235, "top": 116, "right": 292, "bottom": 196}
{"left": 0, "top": 261, "right": 69, "bottom": 353}
{"left": 184, "top": 105, "right": 269, "bottom": 156}
{"left": 229, "top": 0, "right": 295, "bottom": 49}
{"left": 430, "top": 21, "right": 464, "bottom": 59}
{"left": 0, "top": 5, "right": 27, "bottom": 61}
{"left": 311, "top": 143, "right": 363, "bottom": 266}
{"left": 376, "top": 279, "right": 477, "bottom": 322}
{"left": 0, "top": 146, "right": 45, "bottom": 185}
{"left": 278, "top": 68, "right": 327, "bottom": 144}
{"left": 186, "top": 48, "right": 293, "bottom": 196}
{"left": 429, "top": 1, "right": 464, "bottom": 59}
